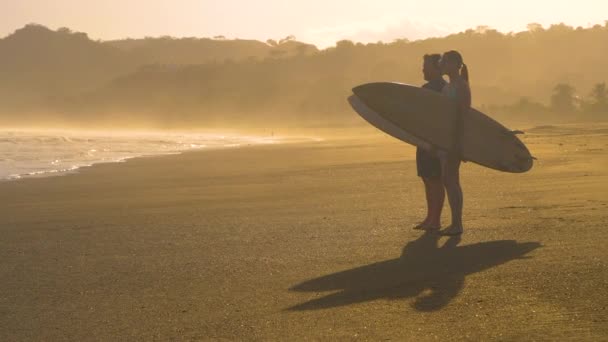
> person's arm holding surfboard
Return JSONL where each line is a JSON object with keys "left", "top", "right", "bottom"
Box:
{"left": 453, "top": 83, "right": 471, "bottom": 160}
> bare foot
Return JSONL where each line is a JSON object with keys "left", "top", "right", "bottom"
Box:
{"left": 424, "top": 222, "right": 441, "bottom": 231}
{"left": 438, "top": 224, "right": 463, "bottom": 236}
{"left": 413, "top": 221, "right": 441, "bottom": 231}
{"left": 413, "top": 221, "right": 429, "bottom": 230}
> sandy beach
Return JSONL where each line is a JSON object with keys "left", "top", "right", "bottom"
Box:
{"left": 1, "top": 124, "right": 607, "bottom": 340}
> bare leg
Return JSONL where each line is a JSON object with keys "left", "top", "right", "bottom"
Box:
{"left": 422, "top": 178, "right": 433, "bottom": 224}
{"left": 414, "top": 178, "right": 433, "bottom": 229}
{"left": 415, "top": 177, "right": 444, "bottom": 230}
{"left": 439, "top": 156, "right": 463, "bottom": 235}
{"left": 426, "top": 178, "right": 445, "bottom": 229}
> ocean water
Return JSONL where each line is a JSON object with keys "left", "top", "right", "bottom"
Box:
{"left": 0, "top": 130, "right": 300, "bottom": 181}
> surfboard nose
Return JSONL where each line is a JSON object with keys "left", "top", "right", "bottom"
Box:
{"left": 352, "top": 83, "right": 372, "bottom": 95}
{"left": 352, "top": 83, "right": 374, "bottom": 99}
{"left": 353, "top": 82, "right": 395, "bottom": 99}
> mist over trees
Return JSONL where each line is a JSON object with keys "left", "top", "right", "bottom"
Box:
{"left": 1, "top": 22, "right": 607, "bottom": 128}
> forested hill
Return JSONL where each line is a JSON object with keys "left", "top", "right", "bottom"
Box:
{"left": 2, "top": 23, "right": 608, "bottom": 128}
{"left": 0, "top": 24, "right": 316, "bottom": 110}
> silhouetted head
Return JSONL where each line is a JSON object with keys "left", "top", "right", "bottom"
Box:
{"left": 422, "top": 54, "right": 442, "bottom": 82}
{"left": 440, "top": 50, "right": 469, "bottom": 82}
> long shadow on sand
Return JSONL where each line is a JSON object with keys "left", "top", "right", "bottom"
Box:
{"left": 288, "top": 230, "right": 540, "bottom": 312}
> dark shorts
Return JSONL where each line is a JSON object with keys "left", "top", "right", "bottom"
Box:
{"left": 416, "top": 147, "right": 442, "bottom": 179}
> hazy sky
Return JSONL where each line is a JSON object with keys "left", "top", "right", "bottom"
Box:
{"left": 2, "top": 0, "right": 607, "bottom": 47}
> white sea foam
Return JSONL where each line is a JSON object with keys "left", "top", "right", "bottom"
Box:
{"left": 0, "top": 129, "right": 314, "bottom": 181}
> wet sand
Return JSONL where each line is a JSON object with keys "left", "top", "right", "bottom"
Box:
{"left": 1, "top": 124, "right": 607, "bottom": 340}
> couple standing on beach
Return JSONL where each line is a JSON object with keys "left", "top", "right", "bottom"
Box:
{"left": 415, "top": 51, "right": 470, "bottom": 236}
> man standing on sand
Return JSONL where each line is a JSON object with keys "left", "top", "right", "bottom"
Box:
{"left": 414, "top": 54, "right": 446, "bottom": 231}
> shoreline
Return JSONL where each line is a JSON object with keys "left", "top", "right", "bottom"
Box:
{"left": 0, "top": 132, "right": 325, "bottom": 182}
{"left": 4, "top": 121, "right": 606, "bottom": 182}
{"left": 3, "top": 151, "right": 183, "bottom": 182}
{"left": 3, "top": 134, "right": 412, "bottom": 186}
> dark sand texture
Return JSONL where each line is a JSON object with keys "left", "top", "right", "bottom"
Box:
{"left": 1, "top": 124, "right": 607, "bottom": 340}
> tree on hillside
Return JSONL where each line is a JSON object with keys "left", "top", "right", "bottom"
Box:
{"left": 551, "top": 83, "right": 577, "bottom": 114}
{"left": 584, "top": 82, "right": 608, "bottom": 114}
{"left": 475, "top": 25, "right": 492, "bottom": 34}
{"left": 57, "top": 27, "right": 72, "bottom": 34}
{"left": 526, "top": 23, "right": 544, "bottom": 32}
{"left": 335, "top": 40, "right": 355, "bottom": 50}
{"left": 392, "top": 38, "right": 409, "bottom": 44}
{"left": 590, "top": 82, "right": 607, "bottom": 103}
{"left": 279, "top": 35, "right": 296, "bottom": 44}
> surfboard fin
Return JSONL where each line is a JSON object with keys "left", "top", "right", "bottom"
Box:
{"left": 510, "top": 130, "right": 525, "bottom": 135}
{"left": 515, "top": 155, "right": 537, "bottom": 161}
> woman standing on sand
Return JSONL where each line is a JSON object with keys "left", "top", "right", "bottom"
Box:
{"left": 437, "top": 50, "right": 470, "bottom": 236}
